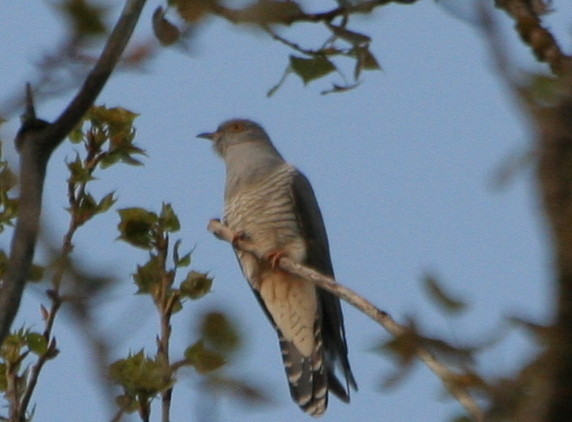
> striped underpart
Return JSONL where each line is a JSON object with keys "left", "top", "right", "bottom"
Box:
{"left": 224, "top": 163, "right": 328, "bottom": 416}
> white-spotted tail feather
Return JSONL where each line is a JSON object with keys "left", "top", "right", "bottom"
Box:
{"left": 279, "top": 319, "right": 327, "bottom": 417}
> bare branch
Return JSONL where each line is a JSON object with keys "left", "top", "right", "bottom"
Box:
{"left": 41, "top": 0, "right": 148, "bottom": 151}
{"left": 207, "top": 218, "right": 485, "bottom": 421}
{"left": 23, "top": 84, "right": 36, "bottom": 123}
{"left": 0, "top": 0, "right": 147, "bottom": 345}
{"left": 481, "top": 5, "right": 572, "bottom": 419}
{"left": 262, "top": 25, "right": 321, "bottom": 56}
{"left": 532, "top": 81, "right": 572, "bottom": 422}
{"left": 495, "top": 0, "right": 572, "bottom": 75}
{"left": 211, "top": 0, "right": 419, "bottom": 25}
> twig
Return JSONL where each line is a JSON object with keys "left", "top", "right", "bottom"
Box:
{"left": 207, "top": 219, "right": 485, "bottom": 421}
{"left": 494, "top": 0, "right": 572, "bottom": 75}
{"left": 17, "top": 297, "right": 61, "bottom": 418}
{"left": 156, "top": 234, "right": 174, "bottom": 422}
{"left": 212, "top": 0, "right": 419, "bottom": 25}
{"left": 18, "top": 176, "right": 84, "bottom": 417}
{"left": 0, "top": 0, "right": 147, "bottom": 345}
{"left": 262, "top": 25, "right": 320, "bottom": 56}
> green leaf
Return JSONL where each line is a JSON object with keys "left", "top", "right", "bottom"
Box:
{"left": 99, "top": 151, "right": 121, "bottom": 168}
{"left": 359, "top": 48, "right": 381, "bottom": 70}
{"left": 27, "top": 263, "right": 45, "bottom": 282}
{"left": 327, "top": 24, "right": 371, "bottom": 45}
{"left": 201, "top": 312, "right": 240, "bottom": 354}
{"left": 423, "top": 273, "right": 467, "bottom": 315}
{"left": 0, "top": 195, "right": 18, "bottom": 233}
{"left": 79, "top": 105, "right": 145, "bottom": 169}
{"left": 117, "top": 208, "right": 158, "bottom": 249}
{"left": 173, "top": 239, "right": 191, "bottom": 268}
{"left": 97, "top": 192, "right": 116, "bottom": 213}
{"left": 0, "top": 162, "right": 17, "bottom": 192}
{"left": 177, "top": 253, "right": 191, "bottom": 267}
{"left": 180, "top": 271, "right": 212, "bottom": 300}
{"left": 159, "top": 203, "right": 180, "bottom": 232}
{"left": 25, "top": 332, "right": 48, "bottom": 355}
{"left": 379, "top": 327, "right": 420, "bottom": 369}
{"left": 0, "top": 363, "right": 7, "bottom": 392}
{"left": 71, "top": 191, "right": 117, "bottom": 225}
{"left": 153, "top": 6, "right": 180, "bottom": 46}
{"left": 184, "top": 341, "right": 226, "bottom": 373}
{"left": 526, "top": 73, "right": 563, "bottom": 104}
{"left": 56, "top": 0, "right": 108, "bottom": 38}
{"left": 109, "top": 350, "right": 172, "bottom": 395}
{"left": 90, "top": 105, "right": 139, "bottom": 128}
{"left": 169, "top": 294, "right": 183, "bottom": 314}
{"left": 114, "top": 394, "right": 139, "bottom": 413}
{"left": 74, "top": 193, "right": 98, "bottom": 224}
{"left": 353, "top": 46, "right": 381, "bottom": 79}
{"left": 1, "top": 330, "right": 27, "bottom": 363}
{"left": 176, "top": 0, "right": 216, "bottom": 22}
{"left": 289, "top": 55, "right": 336, "bottom": 85}
{"left": 132, "top": 254, "right": 162, "bottom": 294}
{"left": 67, "top": 154, "right": 94, "bottom": 184}
{"left": 68, "top": 126, "right": 84, "bottom": 144}
{"left": 100, "top": 149, "right": 145, "bottom": 169}
{"left": 238, "top": 0, "right": 303, "bottom": 23}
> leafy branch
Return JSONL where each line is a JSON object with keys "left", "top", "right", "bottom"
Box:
{"left": 155, "top": 0, "right": 417, "bottom": 94}
{"left": 0, "top": 104, "right": 143, "bottom": 422}
{"left": 0, "top": 0, "right": 147, "bottom": 346}
{"left": 112, "top": 204, "right": 246, "bottom": 422}
{"left": 495, "top": 0, "right": 572, "bottom": 75}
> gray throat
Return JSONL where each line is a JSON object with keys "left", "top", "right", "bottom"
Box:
{"left": 223, "top": 143, "right": 285, "bottom": 200}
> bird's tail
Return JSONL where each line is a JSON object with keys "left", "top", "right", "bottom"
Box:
{"left": 278, "top": 322, "right": 328, "bottom": 417}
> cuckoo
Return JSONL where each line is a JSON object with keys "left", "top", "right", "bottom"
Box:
{"left": 198, "top": 119, "right": 357, "bottom": 416}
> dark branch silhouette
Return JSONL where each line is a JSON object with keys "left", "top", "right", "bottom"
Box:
{"left": 495, "top": 0, "right": 572, "bottom": 75}
{"left": 0, "top": 0, "right": 148, "bottom": 345}
{"left": 211, "top": 0, "right": 419, "bottom": 25}
{"left": 483, "top": 3, "right": 572, "bottom": 419}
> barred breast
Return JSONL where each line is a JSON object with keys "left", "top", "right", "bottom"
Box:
{"left": 223, "top": 163, "right": 325, "bottom": 415}
{"left": 223, "top": 163, "right": 306, "bottom": 288}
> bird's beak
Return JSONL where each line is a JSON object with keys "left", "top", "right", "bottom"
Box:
{"left": 197, "top": 131, "right": 215, "bottom": 140}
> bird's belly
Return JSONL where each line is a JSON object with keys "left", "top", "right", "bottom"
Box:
{"left": 224, "top": 185, "right": 306, "bottom": 263}
{"left": 259, "top": 270, "right": 317, "bottom": 357}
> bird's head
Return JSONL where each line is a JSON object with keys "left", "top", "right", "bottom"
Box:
{"left": 197, "top": 119, "right": 275, "bottom": 158}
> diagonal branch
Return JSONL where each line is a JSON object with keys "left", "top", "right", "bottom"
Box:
{"left": 211, "top": 0, "right": 419, "bottom": 25}
{"left": 0, "top": 0, "right": 147, "bottom": 345}
{"left": 495, "top": 0, "right": 572, "bottom": 75}
{"left": 207, "top": 218, "right": 485, "bottom": 422}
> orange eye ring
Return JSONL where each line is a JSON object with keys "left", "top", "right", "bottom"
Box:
{"left": 230, "top": 123, "right": 244, "bottom": 132}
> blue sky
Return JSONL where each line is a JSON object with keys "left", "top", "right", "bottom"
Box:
{"left": 1, "top": 1, "right": 570, "bottom": 421}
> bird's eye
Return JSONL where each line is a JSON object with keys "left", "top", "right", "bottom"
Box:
{"left": 230, "top": 123, "right": 244, "bottom": 133}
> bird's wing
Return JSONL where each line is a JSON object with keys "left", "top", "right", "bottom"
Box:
{"left": 234, "top": 240, "right": 329, "bottom": 415}
{"left": 290, "top": 170, "right": 358, "bottom": 399}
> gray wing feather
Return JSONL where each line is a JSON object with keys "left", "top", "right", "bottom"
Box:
{"left": 290, "top": 171, "right": 358, "bottom": 399}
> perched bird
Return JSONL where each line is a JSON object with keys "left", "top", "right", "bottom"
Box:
{"left": 198, "top": 119, "right": 357, "bottom": 416}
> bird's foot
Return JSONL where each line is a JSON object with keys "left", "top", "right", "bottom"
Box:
{"left": 266, "top": 250, "right": 286, "bottom": 269}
